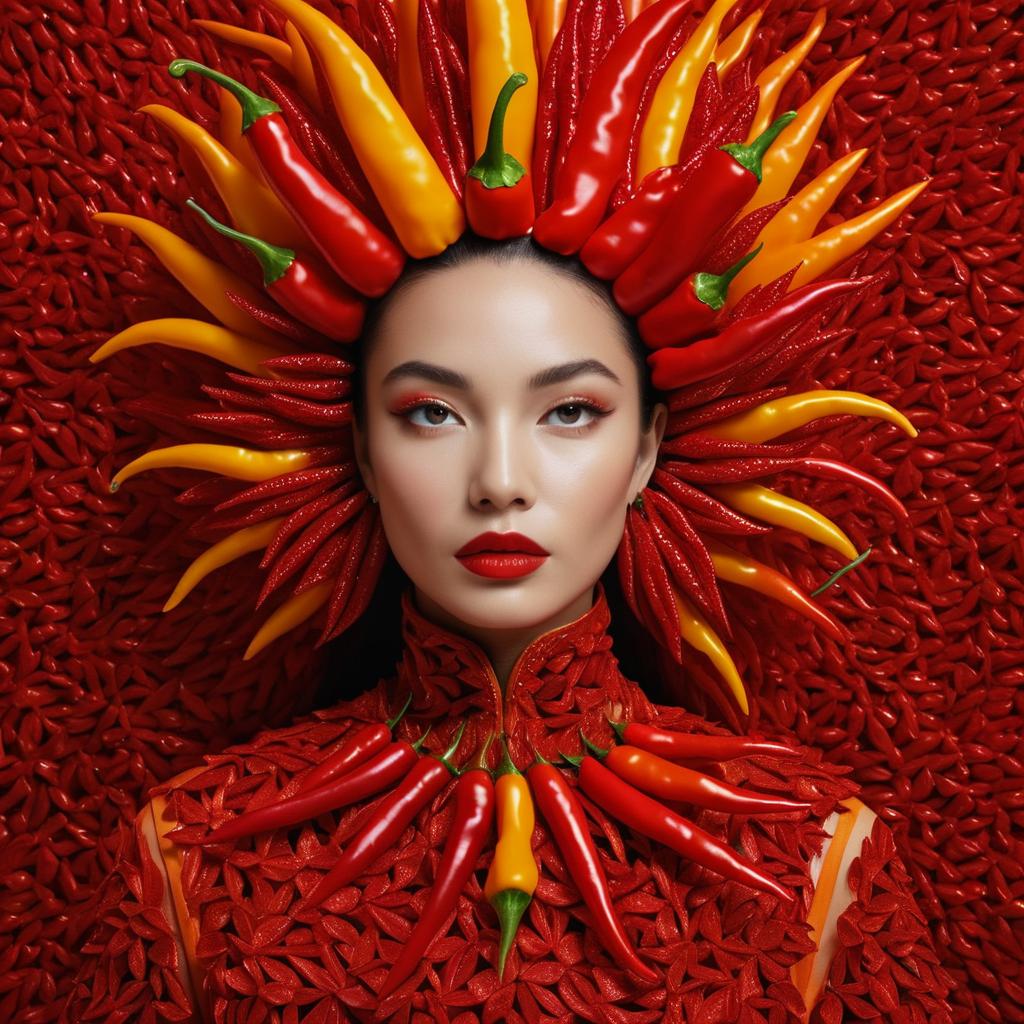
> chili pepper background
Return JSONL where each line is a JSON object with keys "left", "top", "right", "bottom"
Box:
{"left": 0, "top": 0, "right": 1021, "bottom": 1022}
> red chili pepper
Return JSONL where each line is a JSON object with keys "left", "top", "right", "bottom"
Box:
{"left": 202, "top": 726, "right": 432, "bottom": 844}
{"left": 532, "top": 0, "right": 695, "bottom": 255}
{"left": 647, "top": 276, "right": 870, "bottom": 389}
{"left": 466, "top": 73, "right": 535, "bottom": 239}
{"left": 526, "top": 749, "right": 658, "bottom": 984}
{"left": 638, "top": 245, "right": 763, "bottom": 349}
{"left": 186, "top": 200, "right": 365, "bottom": 343}
{"left": 302, "top": 721, "right": 468, "bottom": 909}
{"left": 608, "top": 716, "right": 798, "bottom": 764}
{"left": 581, "top": 730, "right": 809, "bottom": 815}
{"left": 613, "top": 112, "right": 796, "bottom": 315}
{"left": 562, "top": 750, "right": 796, "bottom": 903}
{"left": 378, "top": 735, "right": 496, "bottom": 997}
{"left": 296, "top": 692, "right": 413, "bottom": 794}
{"left": 168, "top": 59, "right": 404, "bottom": 297}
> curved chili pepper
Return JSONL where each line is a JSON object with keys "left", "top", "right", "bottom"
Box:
{"left": 186, "top": 200, "right": 365, "bottom": 344}
{"left": 713, "top": 7, "right": 764, "bottom": 79}
{"left": 579, "top": 731, "right": 809, "bottom": 815}
{"left": 303, "top": 721, "right": 468, "bottom": 909}
{"left": 378, "top": 735, "right": 496, "bottom": 997}
{"left": 526, "top": 750, "right": 658, "bottom": 983}
{"left": 562, "top": 751, "right": 795, "bottom": 903}
{"left": 638, "top": 245, "right": 762, "bottom": 349}
{"left": 532, "top": 0, "right": 694, "bottom": 255}
{"left": 484, "top": 736, "right": 539, "bottom": 980}
{"left": 297, "top": 693, "right": 413, "bottom": 795}
{"left": 244, "top": 584, "right": 331, "bottom": 660}
{"left": 647, "top": 276, "right": 869, "bottom": 390}
{"left": 202, "top": 727, "right": 431, "bottom": 844}
{"left": 466, "top": 73, "right": 536, "bottom": 239}
{"left": 614, "top": 111, "right": 796, "bottom": 315}
{"left": 168, "top": 60, "right": 405, "bottom": 297}
{"left": 608, "top": 717, "right": 798, "bottom": 764}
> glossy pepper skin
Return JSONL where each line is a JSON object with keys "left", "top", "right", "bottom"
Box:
{"left": 531, "top": 0, "right": 695, "bottom": 255}
{"left": 526, "top": 750, "right": 658, "bottom": 984}
{"left": 609, "top": 717, "right": 799, "bottom": 764}
{"left": 565, "top": 752, "right": 796, "bottom": 904}
{"left": 647, "top": 276, "right": 869, "bottom": 389}
{"left": 466, "top": 73, "right": 536, "bottom": 238}
{"left": 185, "top": 200, "right": 365, "bottom": 343}
{"left": 638, "top": 245, "right": 762, "bottom": 348}
{"left": 302, "top": 722, "right": 468, "bottom": 909}
{"left": 168, "top": 60, "right": 405, "bottom": 297}
{"left": 614, "top": 111, "right": 797, "bottom": 315}
{"left": 296, "top": 693, "right": 413, "bottom": 794}
{"left": 378, "top": 738, "right": 496, "bottom": 997}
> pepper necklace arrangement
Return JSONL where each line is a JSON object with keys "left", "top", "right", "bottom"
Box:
{"left": 177, "top": 701, "right": 810, "bottom": 993}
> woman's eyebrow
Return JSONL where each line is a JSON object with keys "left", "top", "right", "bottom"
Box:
{"left": 382, "top": 359, "right": 621, "bottom": 389}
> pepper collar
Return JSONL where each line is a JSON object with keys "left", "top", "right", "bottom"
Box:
{"left": 394, "top": 583, "right": 657, "bottom": 766}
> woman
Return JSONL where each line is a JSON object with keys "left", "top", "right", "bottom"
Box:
{"left": 64, "top": 0, "right": 952, "bottom": 1020}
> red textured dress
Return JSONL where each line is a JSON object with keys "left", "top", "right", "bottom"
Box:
{"left": 65, "top": 587, "right": 953, "bottom": 1024}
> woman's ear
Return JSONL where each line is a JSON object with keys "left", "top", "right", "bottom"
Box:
{"left": 633, "top": 402, "right": 668, "bottom": 495}
{"left": 350, "top": 416, "right": 378, "bottom": 500}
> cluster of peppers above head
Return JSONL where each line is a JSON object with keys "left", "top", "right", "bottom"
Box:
{"left": 170, "top": 698, "right": 810, "bottom": 992}
{"left": 92, "top": 0, "right": 926, "bottom": 716}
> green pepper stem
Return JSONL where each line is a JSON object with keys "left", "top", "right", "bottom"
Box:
{"left": 186, "top": 199, "right": 294, "bottom": 286}
{"left": 606, "top": 718, "right": 629, "bottom": 742}
{"left": 472, "top": 732, "right": 496, "bottom": 774}
{"left": 437, "top": 720, "right": 468, "bottom": 776}
{"left": 811, "top": 547, "right": 872, "bottom": 596}
{"left": 168, "top": 59, "right": 280, "bottom": 132}
{"left": 692, "top": 243, "right": 764, "bottom": 311}
{"left": 578, "top": 729, "right": 610, "bottom": 760}
{"left": 411, "top": 725, "right": 434, "bottom": 753}
{"left": 559, "top": 749, "right": 583, "bottom": 768}
{"left": 530, "top": 746, "right": 552, "bottom": 767}
{"left": 468, "top": 72, "right": 528, "bottom": 190}
{"left": 720, "top": 110, "right": 797, "bottom": 182}
{"left": 386, "top": 691, "right": 414, "bottom": 731}
{"left": 492, "top": 888, "right": 532, "bottom": 980}
{"left": 496, "top": 734, "right": 522, "bottom": 778}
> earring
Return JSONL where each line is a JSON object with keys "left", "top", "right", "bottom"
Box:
{"left": 369, "top": 494, "right": 378, "bottom": 505}
{"left": 631, "top": 491, "right": 645, "bottom": 512}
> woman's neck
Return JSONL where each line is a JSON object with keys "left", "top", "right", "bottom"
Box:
{"left": 411, "top": 585, "right": 597, "bottom": 691}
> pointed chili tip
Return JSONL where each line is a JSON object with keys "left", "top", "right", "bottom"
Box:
{"left": 607, "top": 718, "right": 628, "bottom": 742}
{"left": 438, "top": 719, "right": 468, "bottom": 774}
{"left": 411, "top": 724, "right": 433, "bottom": 753}
{"left": 559, "top": 749, "right": 583, "bottom": 769}
{"left": 578, "top": 728, "right": 609, "bottom": 760}
{"left": 386, "top": 691, "right": 413, "bottom": 731}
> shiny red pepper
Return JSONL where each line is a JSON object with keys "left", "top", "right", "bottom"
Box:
{"left": 296, "top": 692, "right": 413, "bottom": 794}
{"left": 526, "top": 749, "right": 658, "bottom": 984}
{"left": 532, "top": 0, "right": 695, "bottom": 255}
{"left": 169, "top": 59, "right": 404, "bottom": 297}
{"left": 648, "top": 275, "right": 870, "bottom": 389}
{"left": 378, "top": 736, "right": 495, "bottom": 997}
{"left": 562, "top": 750, "right": 796, "bottom": 904}
{"left": 609, "top": 717, "right": 799, "bottom": 764}
{"left": 186, "top": 200, "right": 364, "bottom": 343}
{"left": 466, "top": 73, "right": 535, "bottom": 239}
{"left": 638, "top": 245, "right": 763, "bottom": 349}
{"left": 302, "top": 721, "right": 467, "bottom": 909}
{"left": 614, "top": 112, "right": 796, "bottom": 315}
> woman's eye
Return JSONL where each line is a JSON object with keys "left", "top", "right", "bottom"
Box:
{"left": 545, "top": 403, "right": 604, "bottom": 428}
{"left": 406, "top": 403, "right": 456, "bottom": 428}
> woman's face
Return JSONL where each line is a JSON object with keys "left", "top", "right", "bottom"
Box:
{"left": 353, "top": 258, "right": 667, "bottom": 638}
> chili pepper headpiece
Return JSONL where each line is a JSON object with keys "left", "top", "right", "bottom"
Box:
{"left": 92, "top": 0, "right": 926, "bottom": 717}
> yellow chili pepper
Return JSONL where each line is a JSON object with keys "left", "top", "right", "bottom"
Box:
{"left": 92, "top": 212, "right": 282, "bottom": 346}
{"left": 216, "top": 89, "right": 263, "bottom": 179}
{"left": 268, "top": 0, "right": 464, "bottom": 257}
{"left": 729, "top": 179, "right": 929, "bottom": 297}
{"left": 467, "top": 0, "right": 538, "bottom": 165}
{"left": 704, "top": 390, "right": 918, "bottom": 443}
{"left": 191, "top": 19, "right": 294, "bottom": 70}
{"left": 484, "top": 736, "right": 539, "bottom": 980}
{"left": 531, "top": 0, "right": 568, "bottom": 72}
{"left": 738, "top": 57, "right": 864, "bottom": 215}
{"left": 283, "top": 20, "right": 322, "bottom": 112}
{"left": 706, "top": 483, "right": 858, "bottom": 560}
{"left": 673, "top": 589, "right": 748, "bottom": 714}
{"left": 636, "top": 0, "right": 743, "bottom": 181}
{"left": 745, "top": 8, "right": 826, "bottom": 142}
{"left": 704, "top": 537, "right": 845, "bottom": 641}
{"left": 244, "top": 582, "right": 331, "bottom": 660}
{"left": 110, "top": 444, "right": 313, "bottom": 492}
{"left": 139, "top": 104, "right": 307, "bottom": 250}
{"left": 90, "top": 319, "right": 285, "bottom": 377}
{"left": 164, "top": 518, "right": 284, "bottom": 611}
{"left": 395, "top": 0, "right": 432, "bottom": 141}
{"left": 713, "top": 7, "right": 764, "bottom": 80}
{"left": 753, "top": 148, "right": 869, "bottom": 251}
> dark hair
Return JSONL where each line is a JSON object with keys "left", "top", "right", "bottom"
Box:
{"left": 349, "top": 232, "right": 659, "bottom": 430}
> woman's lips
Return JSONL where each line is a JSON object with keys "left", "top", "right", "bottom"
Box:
{"left": 455, "top": 532, "right": 550, "bottom": 579}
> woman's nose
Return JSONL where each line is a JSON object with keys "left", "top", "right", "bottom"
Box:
{"left": 467, "top": 414, "right": 536, "bottom": 511}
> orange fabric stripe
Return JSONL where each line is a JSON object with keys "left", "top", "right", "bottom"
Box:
{"left": 792, "top": 797, "right": 863, "bottom": 1010}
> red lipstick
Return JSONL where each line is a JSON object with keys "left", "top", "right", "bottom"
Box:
{"left": 455, "top": 531, "right": 550, "bottom": 579}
